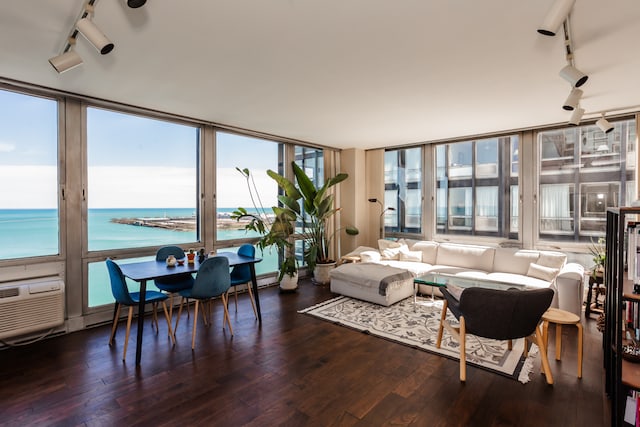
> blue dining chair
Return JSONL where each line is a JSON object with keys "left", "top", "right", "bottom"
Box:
{"left": 229, "top": 244, "right": 258, "bottom": 320}
{"left": 106, "top": 258, "right": 175, "bottom": 361}
{"left": 155, "top": 246, "right": 195, "bottom": 322}
{"left": 174, "top": 256, "right": 233, "bottom": 349}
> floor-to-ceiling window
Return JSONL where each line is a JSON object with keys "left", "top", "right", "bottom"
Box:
{"left": 538, "top": 118, "right": 636, "bottom": 241}
{"left": 86, "top": 107, "right": 199, "bottom": 307}
{"left": 293, "top": 146, "right": 324, "bottom": 265}
{"left": 384, "top": 147, "right": 422, "bottom": 235}
{"left": 215, "top": 131, "right": 281, "bottom": 275}
{"left": 435, "top": 136, "right": 518, "bottom": 239}
{"left": 0, "top": 89, "right": 59, "bottom": 260}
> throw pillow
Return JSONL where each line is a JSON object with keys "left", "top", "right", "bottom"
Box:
{"left": 537, "top": 252, "right": 566, "bottom": 269}
{"left": 381, "top": 245, "right": 407, "bottom": 260}
{"left": 527, "top": 263, "right": 559, "bottom": 282}
{"left": 399, "top": 249, "right": 422, "bottom": 262}
{"left": 446, "top": 283, "right": 465, "bottom": 300}
{"left": 359, "top": 250, "right": 381, "bottom": 263}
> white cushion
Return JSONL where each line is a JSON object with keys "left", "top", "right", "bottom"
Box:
{"left": 399, "top": 248, "right": 422, "bottom": 262}
{"left": 527, "top": 263, "right": 559, "bottom": 282}
{"left": 436, "top": 243, "right": 495, "bottom": 271}
{"left": 409, "top": 241, "right": 439, "bottom": 264}
{"left": 359, "top": 250, "right": 381, "bottom": 263}
{"left": 537, "top": 252, "right": 567, "bottom": 269}
{"left": 492, "top": 248, "right": 540, "bottom": 275}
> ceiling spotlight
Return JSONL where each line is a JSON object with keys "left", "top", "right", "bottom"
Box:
{"left": 568, "top": 107, "right": 584, "bottom": 126}
{"left": 559, "top": 64, "right": 588, "bottom": 88}
{"left": 76, "top": 17, "right": 114, "bottom": 54}
{"left": 563, "top": 88, "right": 582, "bottom": 111}
{"left": 127, "top": 0, "right": 147, "bottom": 8}
{"left": 537, "top": 0, "right": 576, "bottom": 36}
{"left": 596, "top": 114, "right": 614, "bottom": 134}
{"left": 49, "top": 49, "right": 83, "bottom": 73}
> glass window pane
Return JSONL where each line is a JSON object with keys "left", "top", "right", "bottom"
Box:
{"left": 448, "top": 187, "right": 472, "bottom": 229}
{"left": 448, "top": 142, "right": 472, "bottom": 178}
{"left": 384, "top": 147, "right": 422, "bottom": 234}
{"left": 87, "top": 108, "right": 198, "bottom": 251}
{"left": 0, "top": 90, "right": 59, "bottom": 260}
{"left": 475, "top": 139, "right": 498, "bottom": 178}
{"left": 475, "top": 186, "right": 498, "bottom": 231}
{"left": 216, "top": 132, "right": 278, "bottom": 241}
{"left": 538, "top": 118, "right": 635, "bottom": 241}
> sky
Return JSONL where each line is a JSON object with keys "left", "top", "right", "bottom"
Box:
{"left": 0, "top": 89, "right": 278, "bottom": 209}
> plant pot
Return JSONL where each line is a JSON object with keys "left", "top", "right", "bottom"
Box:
{"left": 313, "top": 262, "right": 336, "bottom": 285}
{"left": 279, "top": 272, "right": 298, "bottom": 292}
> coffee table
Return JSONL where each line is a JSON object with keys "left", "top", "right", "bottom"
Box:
{"left": 413, "top": 272, "right": 531, "bottom": 306}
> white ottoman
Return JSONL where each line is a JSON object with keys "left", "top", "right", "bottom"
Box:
{"left": 329, "top": 262, "right": 414, "bottom": 306}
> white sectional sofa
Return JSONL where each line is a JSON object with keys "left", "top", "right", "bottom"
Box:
{"left": 331, "top": 239, "right": 585, "bottom": 316}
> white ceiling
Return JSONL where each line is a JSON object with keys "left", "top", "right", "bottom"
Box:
{"left": 1, "top": 1, "right": 639, "bottom": 150}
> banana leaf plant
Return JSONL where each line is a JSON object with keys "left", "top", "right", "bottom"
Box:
{"left": 266, "top": 161, "right": 358, "bottom": 272}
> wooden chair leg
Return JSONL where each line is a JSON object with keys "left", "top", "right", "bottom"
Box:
{"left": 200, "top": 300, "right": 209, "bottom": 326}
{"left": 577, "top": 322, "right": 583, "bottom": 378}
{"left": 459, "top": 316, "right": 466, "bottom": 382}
{"left": 555, "top": 324, "right": 562, "bottom": 361}
{"left": 191, "top": 300, "right": 200, "bottom": 350}
{"left": 161, "top": 301, "right": 175, "bottom": 346}
{"left": 246, "top": 283, "right": 258, "bottom": 320}
{"left": 123, "top": 306, "right": 134, "bottom": 362}
{"left": 152, "top": 302, "right": 159, "bottom": 332}
{"left": 436, "top": 300, "right": 448, "bottom": 348}
{"left": 221, "top": 293, "right": 234, "bottom": 336}
{"left": 508, "top": 339, "right": 512, "bottom": 351}
{"left": 234, "top": 287, "right": 238, "bottom": 312}
{"left": 109, "top": 303, "right": 121, "bottom": 346}
{"left": 534, "top": 325, "right": 554, "bottom": 385}
{"left": 174, "top": 297, "right": 185, "bottom": 336}
{"left": 167, "top": 292, "right": 174, "bottom": 324}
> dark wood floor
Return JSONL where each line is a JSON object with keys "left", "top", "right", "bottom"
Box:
{"left": 0, "top": 280, "right": 609, "bottom": 426}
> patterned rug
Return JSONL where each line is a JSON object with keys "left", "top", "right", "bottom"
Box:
{"left": 299, "top": 296, "right": 539, "bottom": 383}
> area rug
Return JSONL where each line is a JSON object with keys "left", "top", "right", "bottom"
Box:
{"left": 299, "top": 296, "right": 539, "bottom": 383}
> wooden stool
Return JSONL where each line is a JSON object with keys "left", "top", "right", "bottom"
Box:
{"left": 542, "top": 307, "right": 583, "bottom": 378}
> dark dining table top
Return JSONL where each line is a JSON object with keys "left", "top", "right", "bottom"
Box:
{"left": 118, "top": 252, "right": 262, "bottom": 282}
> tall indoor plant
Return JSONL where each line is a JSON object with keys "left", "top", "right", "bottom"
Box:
{"left": 266, "top": 161, "right": 358, "bottom": 284}
{"left": 231, "top": 168, "right": 299, "bottom": 291}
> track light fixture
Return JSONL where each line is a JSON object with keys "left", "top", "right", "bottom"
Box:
{"left": 559, "top": 64, "right": 588, "bottom": 88}
{"left": 568, "top": 106, "right": 585, "bottom": 126}
{"left": 537, "top": 0, "right": 576, "bottom": 36}
{"left": 127, "top": 0, "right": 147, "bottom": 8}
{"left": 76, "top": 16, "right": 114, "bottom": 54}
{"left": 563, "top": 88, "right": 582, "bottom": 111}
{"left": 48, "top": 37, "right": 83, "bottom": 73}
{"left": 596, "top": 114, "right": 614, "bottom": 134}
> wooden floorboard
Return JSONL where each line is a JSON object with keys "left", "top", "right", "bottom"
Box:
{"left": 0, "top": 279, "right": 610, "bottom": 426}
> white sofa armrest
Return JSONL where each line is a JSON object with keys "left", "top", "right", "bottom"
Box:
{"left": 555, "top": 262, "right": 585, "bottom": 317}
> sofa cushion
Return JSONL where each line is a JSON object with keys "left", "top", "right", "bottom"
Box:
{"left": 436, "top": 243, "right": 495, "bottom": 271}
{"left": 399, "top": 248, "right": 422, "bottom": 262}
{"left": 537, "top": 251, "right": 567, "bottom": 269}
{"left": 380, "top": 260, "right": 433, "bottom": 276}
{"left": 378, "top": 239, "right": 407, "bottom": 260}
{"left": 492, "top": 248, "right": 540, "bottom": 275}
{"left": 409, "top": 241, "right": 439, "bottom": 264}
{"left": 527, "top": 263, "right": 559, "bottom": 282}
{"left": 359, "top": 250, "right": 381, "bottom": 263}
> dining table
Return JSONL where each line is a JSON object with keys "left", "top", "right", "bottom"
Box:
{"left": 117, "top": 251, "right": 262, "bottom": 365}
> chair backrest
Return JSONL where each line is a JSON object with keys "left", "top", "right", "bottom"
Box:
{"left": 191, "top": 256, "right": 231, "bottom": 299}
{"left": 230, "top": 244, "right": 255, "bottom": 284}
{"left": 455, "top": 287, "right": 554, "bottom": 340}
{"left": 105, "top": 258, "right": 136, "bottom": 306}
{"left": 156, "top": 245, "right": 186, "bottom": 261}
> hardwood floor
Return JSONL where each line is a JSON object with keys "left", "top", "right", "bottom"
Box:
{"left": 0, "top": 280, "right": 609, "bottom": 426}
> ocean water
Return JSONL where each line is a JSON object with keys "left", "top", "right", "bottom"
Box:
{"left": 0, "top": 208, "right": 262, "bottom": 259}
{"left": 0, "top": 208, "right": 279, "bottom": 307}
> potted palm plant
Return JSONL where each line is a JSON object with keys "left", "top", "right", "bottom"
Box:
{"left": 266, "top": 161, "right": 358, "bottom": 284}
{"left": 231, "top": 168, "right": 299, "bottom": 291}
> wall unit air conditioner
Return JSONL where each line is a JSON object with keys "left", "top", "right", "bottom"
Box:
{"left": 0, "top": 276, "right": 65, "bottom": 340}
